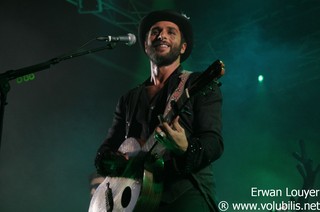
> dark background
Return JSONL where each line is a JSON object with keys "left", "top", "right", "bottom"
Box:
{"left": 0, "top": 0, "right": 319, "bottom": 211}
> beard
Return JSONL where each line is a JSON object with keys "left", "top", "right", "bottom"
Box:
{"left": 146, "top": 43, "right": 183, "bottom": 66}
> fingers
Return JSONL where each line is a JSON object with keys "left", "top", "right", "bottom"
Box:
{"left": 155, "top": 126, "right": 167, "bottom": 142}
{"left": 155, "top": 116, "right": 181, "bottom": 143}
{"left": 161, "top": 116, "right": 182, "bottom": 134}
{"left": 155, "top": 126, "right": 165, "bottom": 136}
{"left": 154, "top": 116, "right": 188, "bottom": 154}
{"left": 159, "top": 131, "right": 166, "bottom": 137}
{"left": 155, "top": 126, "right": 169, "bottom": 147}
{"left": 172, "top": 117, "right": 184, "bottom": 133}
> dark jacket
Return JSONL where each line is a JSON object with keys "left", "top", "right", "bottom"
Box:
{"left": 95, "top": 66, "right": 223, "bottom": 211}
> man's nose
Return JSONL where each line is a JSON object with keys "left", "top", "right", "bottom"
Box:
{"left": 157, "top": 31, "right": 166, "bottom": 40}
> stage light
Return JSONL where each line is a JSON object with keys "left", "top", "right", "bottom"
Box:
{"left": 258, "top": 75, "right": 264, "bottom": 83}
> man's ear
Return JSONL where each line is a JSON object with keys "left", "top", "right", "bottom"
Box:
{"left": 144, "top": 41, "right": 148, "bottom": 53}
{"left": 180, "top": 42, "right": 187, "bottom": 54}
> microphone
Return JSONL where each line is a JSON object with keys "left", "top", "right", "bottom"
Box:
{"left": 96, "top": 33, "right": 136, "bottom": 46}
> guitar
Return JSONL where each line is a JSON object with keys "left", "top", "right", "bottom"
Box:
{"left": 89, "top": 59, "right": 224, "bottom": 212}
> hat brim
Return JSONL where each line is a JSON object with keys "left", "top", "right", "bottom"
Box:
{"left": 138, "top": 10, "right": 193, "bottom": 62}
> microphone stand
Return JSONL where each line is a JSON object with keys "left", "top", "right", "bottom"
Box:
{"left": 0, "top": 42, "right": 116, "bottom": 154}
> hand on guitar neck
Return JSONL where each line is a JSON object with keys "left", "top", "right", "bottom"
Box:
{"left": 155, "top": 116, "right": 188, "bottom": 156}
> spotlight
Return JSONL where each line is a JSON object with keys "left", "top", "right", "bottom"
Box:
{"left": 258, "top": 75, "right": 264, "bottom": 83}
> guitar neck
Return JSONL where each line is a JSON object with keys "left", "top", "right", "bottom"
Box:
{"left": 141, "top": 89, "right": 190, "bottom": 156}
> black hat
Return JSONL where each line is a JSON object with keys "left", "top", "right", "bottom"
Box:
{"left": 138, "top": 10, "right": 193, "bottom": 62}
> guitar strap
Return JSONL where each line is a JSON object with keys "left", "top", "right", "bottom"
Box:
{"left": 163, "top": 70, "right": 191, "bottom": 116}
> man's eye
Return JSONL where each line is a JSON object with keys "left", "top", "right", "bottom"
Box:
{"left": 151, "top": 30, "right": 159, "bottom": 35}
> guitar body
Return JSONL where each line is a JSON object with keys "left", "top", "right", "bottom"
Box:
{"left": 89, "top": 176, "right": 141, "bottom": 212}
{"left": 89, "top": 137, "right": 164, "bottom": 212}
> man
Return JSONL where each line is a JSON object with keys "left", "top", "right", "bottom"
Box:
{"left": 94, "top": 10, "right": 224, "bottom": 211}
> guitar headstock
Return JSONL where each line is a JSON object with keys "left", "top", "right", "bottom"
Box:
{"left": 188, "top": 59, "right": 224, "bottom": 97}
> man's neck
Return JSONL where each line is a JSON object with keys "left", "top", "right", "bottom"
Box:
{"left": 151, "top": 59, "right": 181, "bottom": 85}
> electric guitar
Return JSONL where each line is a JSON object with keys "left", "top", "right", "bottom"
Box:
{"left": 89, "top": 59, "right": 224, "bottom": 212}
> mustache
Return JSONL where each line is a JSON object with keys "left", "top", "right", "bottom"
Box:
{"left": 152, "top": 40, "right": 170, "bottom": 47}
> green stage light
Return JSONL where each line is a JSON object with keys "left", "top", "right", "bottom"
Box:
{"left": 258, "top": 75, "right": 264, "bottom": 83}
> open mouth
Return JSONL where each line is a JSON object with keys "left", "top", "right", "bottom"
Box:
{"left": 153, "top": 41, "right": 170, "bottom": 49}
